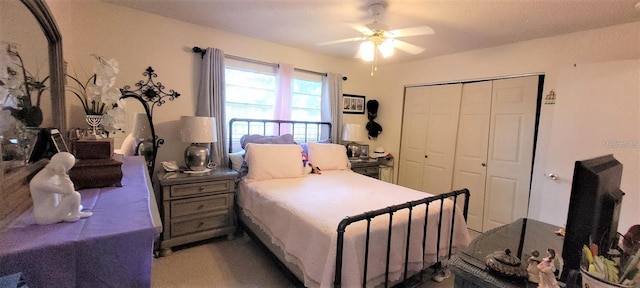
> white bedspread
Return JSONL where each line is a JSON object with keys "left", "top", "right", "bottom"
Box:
{"left": 238, "top": 170, "right": 470, "bottom": 288}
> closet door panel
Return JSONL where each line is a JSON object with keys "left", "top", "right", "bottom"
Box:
{"left": 399, "top": 87, "right": 430, "bottom": 191}
{"left": 422, "top": 84, "right": 462, "bottom": 194}
{"left": 483, "top": 76, "right": 538, "bottom": 231}
{"left": 452, "top": 81, "right": 493, "bottom": 232}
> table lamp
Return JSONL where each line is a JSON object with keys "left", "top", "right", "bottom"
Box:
{"left": 342, "top": 123, "right": 364, "bottom": 159}
{"left": 132, "top": 112, "right": 153, "bottom": 161}
{"left": 180, "top": 116, "right": 217, "bottom": 172}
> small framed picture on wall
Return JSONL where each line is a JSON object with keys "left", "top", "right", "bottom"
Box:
{"left": 343, "top": 94, "right": 365, "bottom": 114}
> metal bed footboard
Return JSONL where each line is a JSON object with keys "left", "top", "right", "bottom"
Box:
{"left": 334, "top": 188, "right": 470, "bottom": 288}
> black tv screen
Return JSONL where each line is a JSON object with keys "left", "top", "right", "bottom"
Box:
{"left": 561, "top": 154, "right": 624, "bottom": 279}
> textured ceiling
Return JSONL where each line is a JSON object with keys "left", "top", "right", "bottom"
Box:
{"left": 102, "top": 0, "right": 640, "bottom": 64}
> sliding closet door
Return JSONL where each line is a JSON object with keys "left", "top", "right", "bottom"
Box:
{"left": 451, "top": 81, "right": 493, "bottom": 232}
{"left": 399, "top": 87, "right": 430, "bottom": 191}
{"left": 399, "top": 84, "right": 462, "bottom": 194}
{"left": 483, "top": 76, "right": 538, "bottom": 231}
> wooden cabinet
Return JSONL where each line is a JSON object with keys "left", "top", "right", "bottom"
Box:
{"left": 350, "top": 159, "right": 379, "bottom": 179}
{"left": 158, "top": 168, "right": 238, "bottom": 256}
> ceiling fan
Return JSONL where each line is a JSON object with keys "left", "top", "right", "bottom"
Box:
{"left": 318, "top": 3, "right": 434, "bottom": 74}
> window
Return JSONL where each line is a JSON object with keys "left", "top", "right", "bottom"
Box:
{"left": 291, "top": 72, "right": 322, "bottom": 122}
{"left": 224, "top": 58, "right": 323, "bottom": 148}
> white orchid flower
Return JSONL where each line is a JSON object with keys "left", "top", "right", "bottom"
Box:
{"left": 101, "top": 87, "right": 121, "bottom": 106}
{"left": 103, "top": 106, "right": 126, "bottom": 131}
{"left": 95, "top": 74, "right": 115, "bottom": 88}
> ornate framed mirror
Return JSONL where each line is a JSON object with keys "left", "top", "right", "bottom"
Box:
{"left": 0, "top": 0, "right": 65, "bottom": 229}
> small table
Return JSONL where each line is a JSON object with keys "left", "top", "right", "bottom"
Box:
{"left": 450, "top": 218, "right": 565, "bottom": 288}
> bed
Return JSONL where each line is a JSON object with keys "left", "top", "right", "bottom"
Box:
{"left": 228, "top": 118, "right": 471, "bottom": 288}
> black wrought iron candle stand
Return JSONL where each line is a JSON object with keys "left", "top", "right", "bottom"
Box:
{"left": 119, "top": 66, "right": 180, "bottom": 175}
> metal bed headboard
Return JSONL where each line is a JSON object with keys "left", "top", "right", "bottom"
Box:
{"left": 228, "top": 118, "right": 332, "bottom": 153}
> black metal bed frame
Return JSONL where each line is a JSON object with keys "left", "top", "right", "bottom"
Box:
{"left": 228, "top": 118, "right": 332, "bottom": 153}
{"left": 229, "top": 118, "right": 470, "bottom": 288}
{"left": 334, "top": 189, "right": 470, "bottom": 288}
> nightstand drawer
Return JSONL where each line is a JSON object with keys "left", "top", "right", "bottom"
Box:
{"left": 171, "top": 211, "right": 230, "bottom": 237}
{"left": 170, "top": 179, "right": 233, "bottom": 198}
{"left": 171, "top": 194, "right": 232, "bottom": 218}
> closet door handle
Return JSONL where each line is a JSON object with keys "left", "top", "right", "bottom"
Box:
{"left": 481, "top": 163, "right": 486, "bottom": 167}
{"left": 424, "top": 155, "right": 428, "bottom": 159}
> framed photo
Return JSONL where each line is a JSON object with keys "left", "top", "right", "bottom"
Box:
{"left": 360, "top": 144, "right": 369, "bottom": 158}
{"left": 343, "top": 94, "right": 366, "bottom": 114}
{"left": 50, "top": 129, "right": 69, "bottom": 153}
{"left": 29, "top": 128, "right": 69, "bottom": 163}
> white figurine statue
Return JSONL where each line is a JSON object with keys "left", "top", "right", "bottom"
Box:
{"left": 537, "top": 248, "right": 560, "bottom": 288}
{"left": 29, "top": 152, "right": 92, "bottom": 224}
{"left": 527, "top": 250, "right": 541, "bottom": 283}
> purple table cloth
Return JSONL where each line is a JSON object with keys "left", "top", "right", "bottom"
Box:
{"left": 0, "top": 156, "right": 157, "bottom": 288}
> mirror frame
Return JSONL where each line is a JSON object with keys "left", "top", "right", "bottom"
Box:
{"left": 21, "top": 0, "right": 66, "bottom": 132}
{"left": 0, "top": 0, "right": 65, "bottom": 229}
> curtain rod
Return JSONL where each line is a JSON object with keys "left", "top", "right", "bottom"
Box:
{"left": 192, "top": 46, "right": 329, "bottom": 77}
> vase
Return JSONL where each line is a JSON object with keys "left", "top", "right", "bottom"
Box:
{"left": 85, "top": 115, "right": 104, "bottom": 139}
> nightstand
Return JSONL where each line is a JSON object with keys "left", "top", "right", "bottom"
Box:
{"left": 350, "top": 159, "right": 380, "bottom": 179}
{"left": 157, "top": 167, "right": 238, "bottom": 256}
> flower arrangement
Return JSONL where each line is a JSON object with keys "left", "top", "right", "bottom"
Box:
{"left": 66, "top": 55, "right": 126, "bottom": 133}
{"left": 0, "top": 43, "right": 47, "bottom": 130}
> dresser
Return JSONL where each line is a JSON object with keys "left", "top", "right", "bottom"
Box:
{"left": 158, "top": 167, "right": 238, "bottom": 256}
{"left": 0, "top": 156, "right": 160, "bottom": 288}
{"left": 350, "top": 159, "right": 380, "bottom": 178}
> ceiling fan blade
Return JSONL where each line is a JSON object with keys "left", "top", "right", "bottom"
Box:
{"left": 394, "top": 39, "right": 426, "bottom": 55}
{"left": 346, "top": 22, "right": 373, "bottom": 35}
{"left": 389, "top": 26, "right": 435, "bottom": 38}
{"left": 317, "top": 37, "right": 364, "bottom": 46}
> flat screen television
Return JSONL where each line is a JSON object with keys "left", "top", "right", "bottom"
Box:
{"left": 561, "top": 154, "right": 624, "bottom": 280}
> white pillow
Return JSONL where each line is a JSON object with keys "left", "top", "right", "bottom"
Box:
{"left": 307, "top": 142, "right": 350, "bottom": 171}
{"left": 229, "top": 151, "right": 245, "bottom": 172}
{"left": 245, "top": 144, "right": 304, "bottom": 181}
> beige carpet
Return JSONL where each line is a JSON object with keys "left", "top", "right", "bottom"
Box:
{"left": 151, "top": 232, "right": 462, "bottom": 288}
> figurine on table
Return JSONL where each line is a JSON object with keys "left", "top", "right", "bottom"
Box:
{"left": 527, "top": 250, "right": 541, "bottom": 283}
{"left": 29, "top": 152, "right": 92, "bottom": 224}
{"left": 537, "top": 248, "right": 559, "bottom": 288}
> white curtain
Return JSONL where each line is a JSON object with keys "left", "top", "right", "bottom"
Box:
{"left": 196, "top": 47, "right": 228, "bottom": 167}
{"left": 321, "top": 72, "right": 343, "bottom": 143}
{"left": 274, "top": 63, "right": 293, "bottom": 134}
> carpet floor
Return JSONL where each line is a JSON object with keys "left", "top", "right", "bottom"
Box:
{"left": 151, "top": 232, "right": 462, "bottom": 288}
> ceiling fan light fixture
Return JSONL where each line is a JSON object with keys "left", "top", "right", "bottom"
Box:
{"left": 359, "top": 41, "right": 375, "bottom": 62}
{"left": 378, "top": 39, "right": 394, "bottom": 58}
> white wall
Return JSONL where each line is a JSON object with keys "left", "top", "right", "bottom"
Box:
{"left": 369, "top": 22, "right": 640, "bottom": 231}
{"left": 45, "top": 0, "right": 374, "bottom": 171}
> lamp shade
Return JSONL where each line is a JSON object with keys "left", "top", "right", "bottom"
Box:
{"left": 132, "top": 112, "right": 151, "bottom": 139}
{"left": 342, "top": 123, "right": 364, "bottom": 142}
{"left": 180, "top": 116, "right": 217, "bottom": 143}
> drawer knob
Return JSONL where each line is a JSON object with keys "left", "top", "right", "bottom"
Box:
{"left": 199, "top": 186, "right": 205, "bottom": 191}
{"left": 197, "top": 204, "right": 204, "bottom": 210}
{"left": 198, "top": 222, "right": 204, "bottom": 227}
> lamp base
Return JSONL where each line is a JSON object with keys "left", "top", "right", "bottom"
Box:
{"left": 184, "top": 143, "right": 210, "bottom": 171}
{"left": 137, "top": 140, "right": 154, "bottom": 163}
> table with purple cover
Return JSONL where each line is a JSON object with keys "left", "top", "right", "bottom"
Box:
{"left": 0, "top": 156, "right": 159, "bottom": 288}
